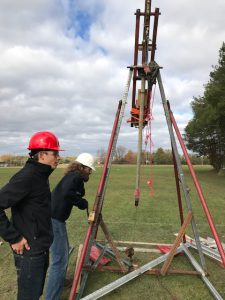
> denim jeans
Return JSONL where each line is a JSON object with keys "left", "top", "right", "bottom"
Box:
{"left": 45, "top": 218, "right": 69, "bottom": 300}
{"left": 13, "top": 251, "right": 49, "bottom": 300}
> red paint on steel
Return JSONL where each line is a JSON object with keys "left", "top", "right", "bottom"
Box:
{"left": 169, "top": 109, "right": 225, "bottom": 267}
{"left": 69, "top": 225, "right": 93, "bottom": 300}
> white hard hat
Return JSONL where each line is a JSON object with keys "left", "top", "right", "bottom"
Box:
{"left": 76, "top": 153, "right": 96, "bottom": 171}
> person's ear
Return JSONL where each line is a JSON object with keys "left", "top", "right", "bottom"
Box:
{"left": 38, "top": 151, "right": 45, "bottom": 161}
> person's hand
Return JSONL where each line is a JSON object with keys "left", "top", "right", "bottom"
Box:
{"left": 78, "top": 199, "right": 88, "bottom": 210}
{"left": 11, "top": 237, "right": 30, "bottom": 255}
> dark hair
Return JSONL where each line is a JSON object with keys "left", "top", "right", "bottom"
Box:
{"left": 29, "top": 148, "right": 57, "bottom": 161}
{"left": 29, "top": 150, "right": 40, "bottom": 161}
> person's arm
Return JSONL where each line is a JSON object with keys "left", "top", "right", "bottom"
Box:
{"left": 64, "top": 175, "right": 88, "bottom": 210}
{"left": 0, "top": 174, "right": 31, "bottom": 249}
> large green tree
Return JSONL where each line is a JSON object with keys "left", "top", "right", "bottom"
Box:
{"left": 185, "top": 43, "right": 225, "bottom": 172}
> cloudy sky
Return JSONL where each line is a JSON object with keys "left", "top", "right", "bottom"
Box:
{"left": 0, "top": 0, "right": 224, "bottom": 156}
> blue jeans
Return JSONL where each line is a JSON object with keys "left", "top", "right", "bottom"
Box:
{"left": 45, "top": 218, "right": 69, "bottom": 300}
{"left": 14, "top": 251, "right": 49, "bottom": 300}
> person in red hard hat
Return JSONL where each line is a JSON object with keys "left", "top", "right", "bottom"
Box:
{"left": 0, "top": 131, "right": 62, "bottom": 300}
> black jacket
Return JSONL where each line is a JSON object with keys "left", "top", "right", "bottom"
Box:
{"left": 51, "top": 171, "right": 88, "bottom": 222}
{"left": 0, "top": 159, "right": 54, "bottom": 254}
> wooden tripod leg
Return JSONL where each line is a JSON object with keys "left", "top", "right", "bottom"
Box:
{"left": 160, "top": 211, "right": 192, "bottom": 276}
{"left": 100, "top": 219, "right": 127, "bottom": 273}
{"left": 74, "top": 244, "right": 83, "bottom": 292}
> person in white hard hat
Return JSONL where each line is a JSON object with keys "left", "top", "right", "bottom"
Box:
{"left": 46, "top": 153, "right": 95, "bottom": 300}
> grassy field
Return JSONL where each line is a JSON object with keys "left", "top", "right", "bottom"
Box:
{"left": 0, "top": 165, "right": 225, "bottom": 299}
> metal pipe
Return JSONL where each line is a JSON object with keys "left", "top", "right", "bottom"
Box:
{"left": 169, "top": 109, "right": 225, "bottom": 267}
{"left": 135, "top": 77, "right": 145, "bottom": 206}
{"left": 134, "top": 1, "right": 152, "bottom": 206}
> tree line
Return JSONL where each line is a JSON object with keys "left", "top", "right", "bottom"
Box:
{"left": 0, "top": 148, "right": 209, "bottom": 167}
{"left": 96, "top": 146, "right": 209, "bottom": 165}
{"left": 0, "top": 155, "right": 75, "bottom": 167}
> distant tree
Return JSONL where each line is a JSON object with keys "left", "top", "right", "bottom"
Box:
{"left": 124, "top": 150, "right": 137, "bottom": 164}
{"left": 0, "top": 154, "right": 14, "bottom": 163}
{"left": 0, "top": 155, "right": 27, "bottom": 166}
{"left": 184, "top": 43, "right": 225, "bottom": 172}
{"left": 114, "top": 146, "right": 127, "bottom": 164}
{"left": 180, "top": 154, "right": 210, "bottom": 165}
{"left": 65, "top": 156, "right": 76, "bottom": 162}
{"left": 152, "top": 148, "right": 172, "bottom": 164}
{"left": 96, "top": 148, "right": 107, "bottom": 164}
{"left": 60, "top": 157, "right": 75, "bottom": 164}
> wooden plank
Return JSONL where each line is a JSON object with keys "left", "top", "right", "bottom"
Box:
{"left": 97, "top": 240, "right": 173, "bottom": 247}
{"left": 117, "top": 247, "right": 161, "bottom": 253}
{"left": 100, "top": 219, "right": 127, "bottom": 273}
{"left": 84, "top": 265, "right": 202, "bottom": 276}
{"left": 160, "top": 211, "right": 192, "bottom": 276}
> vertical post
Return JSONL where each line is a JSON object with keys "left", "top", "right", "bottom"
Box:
{"left": 135, "top": 77, "right": 145, "bottom": 206}
{"left": 142, "top": 0, "right": 151, "bottom": 64}
{"left": 134, "top": 0, "right": 151, "bottom": 206}
{"left": 132, "top": 10, "right": 140, "bottom": 113}
{"left": 150, "top": 8, "right": 159, "bottom": 62}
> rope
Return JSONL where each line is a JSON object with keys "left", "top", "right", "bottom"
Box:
{"left": 144, "top": 83, "right": 156, "bottom": 197}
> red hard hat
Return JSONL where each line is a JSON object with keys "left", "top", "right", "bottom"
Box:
{"left": 28, "top": 131, "right": 63, "bottom": 151}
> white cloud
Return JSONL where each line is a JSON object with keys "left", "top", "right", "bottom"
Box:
{"left": 0, "top": 0, "right": 224, "bottom": 156}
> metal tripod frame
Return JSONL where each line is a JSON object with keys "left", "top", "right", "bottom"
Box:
{"left": 68, "top": 68, "right": 224, "bottom": 300}
{"left": 68, "top": 0, "right": 225, "bottom": 298}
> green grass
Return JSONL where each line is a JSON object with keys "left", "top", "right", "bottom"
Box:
{"left": 0, "top": 165, "right": 225, "bottom": 299}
